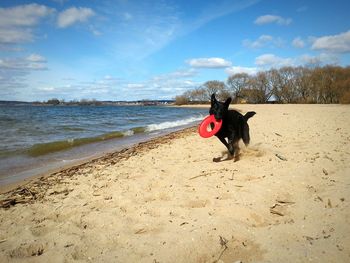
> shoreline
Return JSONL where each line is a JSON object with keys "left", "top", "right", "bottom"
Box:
{"left": 0, "top": 104, "right": 349, "bottom": 262}
{"left": 0, "top": 126, "right": 196, "bottom": 196}
{"left": 0, "top": 110, "right": 206, "bottom": 190}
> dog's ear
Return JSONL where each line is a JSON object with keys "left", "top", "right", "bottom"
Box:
{"left": 224, "top": 97, "right": 232, "bottom": 108}
{"left": 211, "top": 93, "right": 216, "bottom": 105}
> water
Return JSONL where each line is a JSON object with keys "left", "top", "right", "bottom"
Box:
{"left": 0, "top": 105, "right": 207, "bottom": 185}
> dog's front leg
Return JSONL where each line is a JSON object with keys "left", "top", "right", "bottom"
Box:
{"left": 217, "top": 136, "right": 230, "bottom": 151}
{"left": 213, "top": 136, "right": 233, "bottom": 162}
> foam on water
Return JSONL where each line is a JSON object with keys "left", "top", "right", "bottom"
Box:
{"left": 146, "top": 116, "right": 204, "bottom": 132}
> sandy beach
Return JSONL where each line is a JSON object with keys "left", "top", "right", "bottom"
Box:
{"left": 0, "top": 104, "right": 349, "bottom": 263}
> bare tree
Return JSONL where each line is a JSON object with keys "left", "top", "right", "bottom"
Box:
{"left": 227, "top": 73, "right": 250, "bottom": 102}
{"left": 46, "top": 98, "right": 60, "bottom": 105}
{"left": 245, "top": 72, "right": 273, "bottom": 103}
{"left": 293, "top": 67, "right": 313, "bottom": 103}
{"left": 174, "top": 95, "right": 189, "bottom": 105}
{"left": 274, "top": 67, "right": 300, "bottom": 103}
{"left": 191, "top": 87, "right": 207, "bottom": 102}
{"left": 310, "top": 66, "right": 340, "bottom": 103}
{"left": 174, "top": 65, "right": 350, "bottom": 105}
{"left": 202, "top": 80, "right": 226, "bottom": 101}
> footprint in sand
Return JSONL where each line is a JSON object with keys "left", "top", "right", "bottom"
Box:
{"left": 9, "top": 242, "right": 46, "bottom": 258}
{"left": 249, "top": 212, "right": 268, "bottom": 227}
{"left": 30, "top": 223, "right": 51, "bottom": 237}
{"left": 184, "top": 199, "right": 210, "bottom": 208}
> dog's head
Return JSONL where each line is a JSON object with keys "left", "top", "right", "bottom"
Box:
{"left": 209, "top": 93, "right": 232, "bottom": 121}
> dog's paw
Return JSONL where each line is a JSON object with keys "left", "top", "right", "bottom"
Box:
{"left": 213, "top": 154, "right": 234, "bottom": 162}
{"left": 213, "top": 157, "right": 222, "bottom": 162}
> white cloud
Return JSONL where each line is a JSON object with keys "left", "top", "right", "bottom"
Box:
{"left": 255, "top": 54, "right": 294, "bottom": 68}
{"left": 0, "top": 53, "right": 49, "bottom": 100}
{"left": 299, "top": 54, "right": 320, "bottom": 65}
{"left": 89, "top": 25, "right": 102, "bottom": 36}
{"left": 311, "top": 30, "right": 350, "bottom": 53}
{"left": 27, "top": 54, "right": 47, "bottom": 62}
{"left": 108, "top": 69, "right": 202, "bottom": 100}
{"left": 0, "top": 4, "right": 54, "bottom": 44}
{"left": 225, "top": 66, "right": 258, "bottom": 75}
{"left": 126, "top": 83, "right": 146, "bottom": 89}
{"left": 0, "top": 55, "right": 48, "bottom": 70}
{"left": 169, "top": 69, "right": 198, "bottom": 78}
{"left": 243, "top": 35, "right": 272, "bottom": 48}
{"left": 110, "top": 1, "right": 261, "bottom": 60}
{"left": 243, "top": 34, "right": 284, "bottom": 49}
{"left": 300, "top": 53, "right": 339, "bottom": 65}
{"left": 152, "top": 69, "right": 198, "bottom": 81}
{"left": 57, "top": 7, "right": 95, "bottom": 28}
{"left": 0, "top": 27, "right": 33, "bottom": 44}
{"left": 103, "top": 75, "right": 119, "bottom": 81}
{"left": 297, "top": 6, "right": 308, "bottom": 12}
{"left": 186, "top": 57, "right": 232, "bottom": 68}
{"left": 38, "top": 86, "right": 56, "bottom": 91}
{"left": 292, "top": 37, "right": 305, "bottom": 48}
{"left": 254, "top": 15, "right": 292, "bottom": 25}
{"left": 254, "top": 53, "right": 340, "bottom": 69}
{"left": 51, "top": 0, "right": 69, "bottom": 4}
{"left": 0, "top": 4, "right": 53, "bottom": 27}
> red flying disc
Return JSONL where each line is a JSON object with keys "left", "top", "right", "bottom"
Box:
{"left": 198, "top": 115, "right": 222, "bottom": 138}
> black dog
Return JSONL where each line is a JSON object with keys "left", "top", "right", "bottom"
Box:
{"left": 209, "top": 93, "right": 256, "bottom": 161}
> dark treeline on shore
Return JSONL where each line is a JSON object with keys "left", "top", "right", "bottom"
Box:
{"left": 37, "top": 98, "right": 106, "bottom": 106}
{"left": 175, "top": 65, "right": 350, "bottom": 104}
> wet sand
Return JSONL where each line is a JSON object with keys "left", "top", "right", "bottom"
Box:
{"left": 0, "top": 104, "right": 349, "bottom": 262}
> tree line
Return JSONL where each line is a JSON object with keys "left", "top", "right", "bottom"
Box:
{"left": 35, "top": 98, "right": 103, "bottom": 106}
{"left": 175, "top": 65, "right": 350, "bottom": 104}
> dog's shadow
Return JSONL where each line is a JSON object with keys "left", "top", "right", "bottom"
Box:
{"left": 213, "top": 145, "right": 264, "bottom": 163}
{"left": 212, "top": 152, "right": 237, "bottom": 162}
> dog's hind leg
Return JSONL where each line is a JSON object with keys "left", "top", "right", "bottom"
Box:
{"left": 227, "top": 135, "right": 236, "bottom": 156}
{"left": 228, "top": 134, "right": 242, "bottom": 161}
{"left": 233, "top": 141, "right": 241, "bottom": 162}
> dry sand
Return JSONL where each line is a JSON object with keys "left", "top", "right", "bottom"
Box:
{"left": 0, "top": 104, "right": 349, "bottom": 263}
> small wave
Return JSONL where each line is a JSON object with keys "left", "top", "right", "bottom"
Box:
{"left": 132, "top": 126, "right": 147, "bottom": 134}
{"left": 122, "top": 130, "right": 134, "bottom": 136}
{"left": 0, "top": 117, "right": 17, "bottom": 122}
{"left": 24, "top": 116, "right": 203, "bottom": 157}
{"left": 100, "top": 131, "right": 125, "bottom": 140}
{"left": 27, "top": 130, "right": 128, "bottom": 156}
{"left": 62, "top": 126, "right": 85, "bottom": 131}
{"left": 146, "top": 116, "right": 203, "bottom": 132}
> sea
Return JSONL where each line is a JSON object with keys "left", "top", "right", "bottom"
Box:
{"left": 0, "top": 105, "right": 207, "bottom": 186}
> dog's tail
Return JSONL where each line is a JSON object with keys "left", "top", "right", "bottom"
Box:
{"left": 242, "top": 111, "right": 255, "bottom": 146}
{"left": 243, "top": 111, "right": 256, "bottom": 121}
{"left": 242, "top": 122, "right": 250, "bottom": 146}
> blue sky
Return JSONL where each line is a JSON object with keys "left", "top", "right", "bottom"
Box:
{"left": 1, "top": 0, "right": 350, "bottom": 101}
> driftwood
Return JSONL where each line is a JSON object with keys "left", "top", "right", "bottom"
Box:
{"left": 270, "top": 203, "right": 285, "bottom": 216}
{"left": 275, "top": 154, "right": 287, "bottom": 161}
{"left": 216, "top": 236, "right": 228, "bottom": 262}
{"left": 189, "top": 174, "right": 207, "bottom": 180}
{"left": 270, "top": 208, "right": 284, "bottom": 216}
